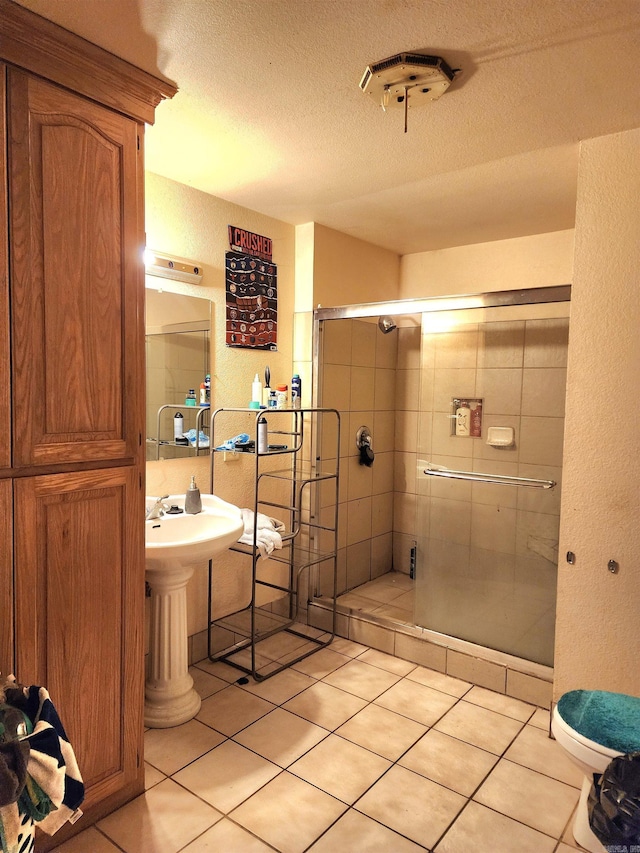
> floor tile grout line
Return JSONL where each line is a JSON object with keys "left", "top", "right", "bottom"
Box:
{"left": 429, "top": 796, "right": 474, "bottom": 852}
{"left": 301, "top": 800, "right": 432, "bottom": 853}
{"left": 557, "top": 805, "right": 580, "bottom": 850}
{"left": 149, "top": 656, "right": 547, "bottom": 793}
{"left": 335, "top": 687, "right": 575, "bottom": 847}
{"left": 497, "top": 755, "right": 582, "bottom": 791}
{"left": 141, "top": 639, "right": 551, "bottom": 850}
{"left": 426, "top": 723, "right": 582, "bottom": 848}
{"left": 97, "top": 641, "right": 568, "bottom": 853}
{"left": 456, "top": 797, "right": 574, "bottom": 846}
{"left": 93, "top": 823, "right": 128, "bottom": 852}
{"left": 170, "top": 810, "right": 283, "bottom": 853}
{"left": 148, "top": 659, "right": 540, "bottom": 795}
{"left": 206, "top": 642, "right": 548, "bottom": 726}
{"left": 109, "top": 742, "right": 579, "bottom": 853}
{"left": 149, "top": 669, "right": 470, "bottom": 846}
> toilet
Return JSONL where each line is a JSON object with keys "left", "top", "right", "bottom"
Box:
{"left": 552, "top": 689, "right": 640, "bottom": 853}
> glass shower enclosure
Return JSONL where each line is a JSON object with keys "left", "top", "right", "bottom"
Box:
{"left": 314, "top": 286, "right": 570, "bottom": 667}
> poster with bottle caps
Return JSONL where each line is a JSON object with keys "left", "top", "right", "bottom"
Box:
{"left": 225, "top": 225, "right": 277, "bottom": 350}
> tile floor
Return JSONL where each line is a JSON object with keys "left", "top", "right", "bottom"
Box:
{"left": 53, "top": 637, "right": 585, "bottom": 853}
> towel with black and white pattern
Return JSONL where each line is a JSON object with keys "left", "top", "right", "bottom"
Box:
{"left": 19, "top": 685, "right": 84, "bottom": 835}
{"left": 0, "top": 683, "right": 83, "bottom": 852}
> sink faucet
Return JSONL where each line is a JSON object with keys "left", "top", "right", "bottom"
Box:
{"left": 145, "top": 495, "right": 169, "bottom": 520}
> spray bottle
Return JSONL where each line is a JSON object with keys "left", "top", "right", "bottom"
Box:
{"left": 251, "top": 373, "right": 262, "bottom": 405}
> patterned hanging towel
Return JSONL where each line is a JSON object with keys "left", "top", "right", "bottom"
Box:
{"left": 0, "top": 681, "right": 84, "bottom": 851}
{"left": 18, "top": 685, "right": 84, "bottom": 835}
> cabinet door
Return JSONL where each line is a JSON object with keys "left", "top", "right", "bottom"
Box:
{"left": 8, "top": 70, "right": 142, "bottom": 467}
{"left": 0, "top": 477, "right": 12, "bottom": 676}
{"left": 0, "top": 66, "right": 9, "bottom": 471}
{"left": 14, "top": 467, "right": 144, "bottom": 815}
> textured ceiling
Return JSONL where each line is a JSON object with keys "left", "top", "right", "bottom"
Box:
{"left": 13, "top": 0, "right": 640, "bottom": 254}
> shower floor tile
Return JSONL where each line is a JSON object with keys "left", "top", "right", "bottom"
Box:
{"left": 337, "top": 572, "right": 415, "bottom": 622}
{"left": 54, "top": 637, "right": 573, "bottom": 853}
{"left": 336, "top": 570, "right": 556, "bottom": 668}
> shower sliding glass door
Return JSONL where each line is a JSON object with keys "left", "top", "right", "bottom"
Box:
{"left": 414, "top": 301, "right": 570, "bottom": 666}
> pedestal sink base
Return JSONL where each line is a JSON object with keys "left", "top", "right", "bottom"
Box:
{"left": 144, "top": 680, "right": 201, "bottom": 729}
{"left": 145, "top": 559, "right": 201, "bottom": 729}
{"left": 144, "top": 494, "right": 244, "bottom": 729}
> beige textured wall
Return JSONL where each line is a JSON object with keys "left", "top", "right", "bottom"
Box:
{"left": 144, "top": 173, "right": 296, "bottom": 652}
{"left": 311, "top": 223, "right": 401, "bottom": 307}
{"left": 554, "top": 129, "right": 640, "bottom": 700}
{"left": 400, "top": 230, "right": 574, "bottom": 298}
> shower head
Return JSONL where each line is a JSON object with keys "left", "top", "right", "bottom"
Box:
{"left": 378, "top": 315, "right": 397, "bottom": 334}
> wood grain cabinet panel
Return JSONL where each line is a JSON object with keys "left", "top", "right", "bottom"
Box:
{"left": 8, "top": 70, "right": 140, "bottom": 467}
{"left": 0, "top": 477, "right": 12, "bottom": 677}
{"left": 0, "top": 67, "right": 9, "bottom": 470}
{"left": 14, "top": 467, "right": 143, "bottom": 816}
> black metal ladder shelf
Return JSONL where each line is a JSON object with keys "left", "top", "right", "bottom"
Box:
{"left": 207, "top": 407, "right": 340, "bottom": 681}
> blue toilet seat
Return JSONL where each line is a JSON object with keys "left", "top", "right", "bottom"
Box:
{"left": 557, "top": 690, "right": 640, "bottom": 754}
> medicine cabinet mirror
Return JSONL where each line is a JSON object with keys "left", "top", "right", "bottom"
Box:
{"left": 145, "top": 289, "right": 211, "bottom": 460}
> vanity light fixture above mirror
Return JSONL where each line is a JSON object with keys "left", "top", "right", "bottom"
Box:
{"left": 144, "top": 249, "right": 203, "bottom": 285}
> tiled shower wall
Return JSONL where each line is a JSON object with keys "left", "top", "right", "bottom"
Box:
{"left": 318, "top": 319, "right": 398, "bottom": 595}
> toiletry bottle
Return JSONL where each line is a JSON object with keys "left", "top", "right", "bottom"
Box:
{"left": 291, "top": 374, "right": 301, "bottom": 409}
{"left": 173, "top": 411, "right": 184, "bottom": 441}
{"left": 263, "top": 366, "right": 271, "bottom": 407}
{"left": 185, "top": 388, "right": 197, "bottom": 406}
{"left": 268, "top": 389, "right": 277, "bottom": 409}
{"left": 251, "top": 373, "right": 262, "bottom": 404}
{"left": 276, "top": 384, "right": 288, "bottom": 409}
{"left": 199, "top": 381, "right": 207, "bottom": 405}
{"left": 455, "top": 400, "right": 470, "bottom": 436}
{"left": 257, "top": 416, "right": 268, "bottom": 454}
{"left": 470, "top": 401, "right": 482, "bottom": 437}
{"left": 184, "top": 474, "right": 202, "bottom": 514}
{"left": 205, "top": 373, "right": 211, "bottom": 405}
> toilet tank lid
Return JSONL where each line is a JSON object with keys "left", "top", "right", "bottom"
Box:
{"left": 557, "top": 690, "right": 640, "bottom": 753}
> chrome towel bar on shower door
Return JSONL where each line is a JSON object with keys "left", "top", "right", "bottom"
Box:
{"left": 424, "top": 463, "right": 556, "bottom": 490}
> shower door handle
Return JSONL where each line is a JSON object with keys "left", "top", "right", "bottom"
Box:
{"left": 424, "top": 463, "right": 555, "bottom": 490}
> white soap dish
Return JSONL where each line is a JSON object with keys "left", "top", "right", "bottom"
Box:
{"left": 486, "top": 426, "right": 515, "bottom": 447}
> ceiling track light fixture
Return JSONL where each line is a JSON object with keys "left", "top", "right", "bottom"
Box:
{"left": 360, "top": 52, "right": 458, "bottom": 133}
{"left": 144, "top": 249, "right": 204, "bottom": 286}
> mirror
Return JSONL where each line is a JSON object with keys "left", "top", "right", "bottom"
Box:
{"left": 145, "top": 290, "right": 211, "bottom": 460}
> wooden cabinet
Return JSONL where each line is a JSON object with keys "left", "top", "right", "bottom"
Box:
{"left": 8, "top": 70, "right": 140, "bottom": 467}
{"left": 0, "top": 478, "right": 12, "bottom": 677}
{"left": 0, "top": 64, "right": 9, "bottom": 471}
{"left": 14, "top": 468, "right": 143, "bottom": 814}
{"left": 0, "top": 0, "right": 176, "bottom": 842}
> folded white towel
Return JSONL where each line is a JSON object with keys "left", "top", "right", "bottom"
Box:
{"left": 238, "top": 509, "right": 285, "bottom": 558}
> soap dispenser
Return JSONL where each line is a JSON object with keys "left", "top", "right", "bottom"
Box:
{"left": 184, "top": 475, "right": 202, "bottom": 514}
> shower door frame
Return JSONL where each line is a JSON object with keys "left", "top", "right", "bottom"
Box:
{"left": 312, "top": 284, "right": 570, "bottom": 448}
{"left": 311, "top": 285, "right": 571, "bottom": 669}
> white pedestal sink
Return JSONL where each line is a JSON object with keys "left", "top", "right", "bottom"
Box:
{"left": 144, "top": 493, "right": 243, "bottom": 728}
